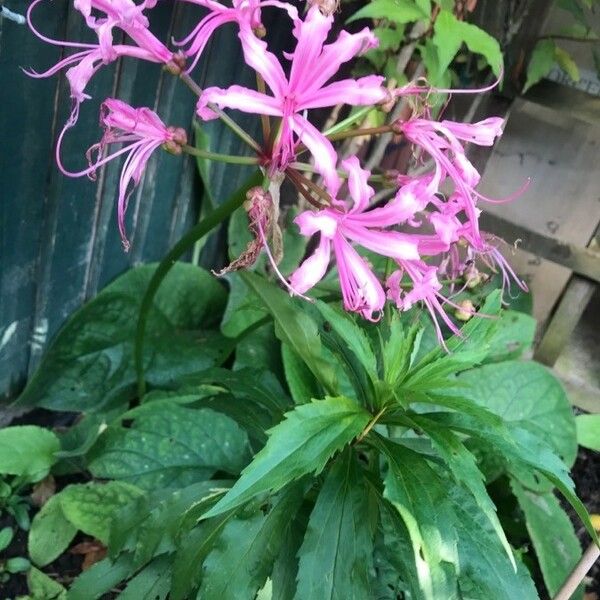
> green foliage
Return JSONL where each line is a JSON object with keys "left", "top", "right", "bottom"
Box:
{"left": 576, "top": 414, "right": 600, "bottom": 450}
{"left": 0, "top": 426, "right": 59, "bottom": 481}
{"left": 12, "top": 256, "right": 589, "bottom": 600}
{"left": 347, "top": 0, "right": 427, "bottom": 25}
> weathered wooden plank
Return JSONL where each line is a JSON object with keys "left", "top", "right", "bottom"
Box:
{"left": 0, "top": 1, "right": 69, "bottom": 400}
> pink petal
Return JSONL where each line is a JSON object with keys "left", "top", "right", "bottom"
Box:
{"left": 294, "top": 210, "right": 340, "bottom": 238}
{"left": 289, "top": 236, "right": 332, "bottom": 293}
{"left": 291, "top": 115, "right": 341, "bottom": 197}
{"left": 238, "top": 24, "right": 288, "bottom": 97}
{"left": 341, "top": 156, "right": 373, "bottom": 213}
{"left": 288, "top": 6, "right": 332, "bottom": 95}
{"left": 298, "top": 75, "right": 386, "bottom": 110}
{"left": 196, "top": 85, "right": 283, "bottom": 120}
{"left": 333, "top": 235, "right": 386, "bottom": 320}
{"left": 341, "top": 223, "right": 420, "bottom": 261}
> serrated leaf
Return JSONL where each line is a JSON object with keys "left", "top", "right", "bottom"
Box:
{"left": 347, "top": 0, "right": 428, "bottom": 24}
{"left": 282, "top": 345, "right": 321, "bottom": 404}
{"left": 241, "top": 271, "right": 337, "bottom": 394}
{"left": 576, "top": 414, "right": 600, "bottom": 451}
{"left": 433, "top": 10, "right": 503, "bottom": 78}
{"left": 524, "top": 40, "right": 557, "bottom": 92}
{"left": 200, "top": 483, "right": 305, "bottom": 599}
{"left": 554, "top": 46, "right": 580, "bottom": 81}
{"left": 377, "top": 436, "right": 459, "bottom": 600}
{"left": 59, "top": 482, "right": 144, "bottom": 545}
{"left": 28, "top": 494, "right": 77, "bottom": 566}
{"left": 456, "top": 361, "right": 577, "bottom": 467}
{"left": 295, "top": 450, "right": 375, "bottom": 600}
{"left": 15, "top": 264, "right": 229, "bottom": 412}
{"left": 315, "top": 301, "right": 378, "bottom": 377}
{"left": 407, "top": 416, "right": 514, "bottom": 569}
{"left": 88, "top": 404, "right": 251, "bottom": 489}
{"left": 116, "top": 554, "right": 172, "bottom": 600}
{"left": 171, "top": 512, "right": 236, "bottom": 600}
{"left": 202, "top": 397, "right": 371, "bottom": 519}
{"left": 0, "top": 426, "right": 59, "bottom": 480}
{"left": 511, "top": 481, "right": 582, "bottom": 599}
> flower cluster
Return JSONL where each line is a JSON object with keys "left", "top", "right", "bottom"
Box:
{"left": 27, "top": 0, "right": 526, "bottom": 343}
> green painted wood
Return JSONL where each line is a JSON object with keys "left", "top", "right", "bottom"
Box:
{"left": 0, "top": 2, "right": 285, "bottom": 402}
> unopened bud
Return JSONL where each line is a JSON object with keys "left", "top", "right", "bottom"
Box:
{"left": 463, "top": 263, "right": 482, "bottom": 288}
{"left": 455, "top": 299, "right": 475, "bottom": 321}
{"left": 163, "top": 127, "right": 188, "bottom": 155}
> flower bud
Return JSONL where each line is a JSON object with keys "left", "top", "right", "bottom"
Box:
{"left": 463, "top": 263, "right": 482, "bottom": 288}
{"left": 455, "top": 299, "right": 475, "bottom": 321}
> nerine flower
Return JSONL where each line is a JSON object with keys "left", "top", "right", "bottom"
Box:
{"left": 26, "top": 0, "right": 175, "bottom": 144}
{"left": 60, "top": 99, "right": 187, "bottom": 250}
{"left": 176, "top": 0, "right": 297, "bottom": 73}
{"left": 290, "top": 157, "right": 420, "bottom": 320}
{"left": 196, "top": 6, "right": 388, "bottom": 196}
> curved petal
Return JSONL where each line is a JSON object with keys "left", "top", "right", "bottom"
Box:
{"left": 238, "top": 24, "right": 287, "bottom": 97}
{"left": 291, "top": 115, "right": 340, "bottom": 197}
{"left": 341, "top": 223, "right": 420, "bottom": 261}
{"left": 333, "top": 236, "right": 385, "bottom": 320}
{"left": 294, "top": 209, "right": 340, "bottom": 238}
{"left": 289, "top": 236, "right": 331, "bottom": 294}
{"left": 306, "top": 27, "right": 378, "bottom": 93}
{"left": 298, "top": 76, "right": 386, "bottom": 110}
{"left": 288, "top": 6, "right": 332, "bottom": 95}
{"left": 196, "top": 85, "right": 283, "bottom": 120}
{"left": 341, "top": 156, "right": 373, "bottom": 213}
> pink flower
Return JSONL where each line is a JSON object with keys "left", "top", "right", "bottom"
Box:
{"left": 176, "top": 0, "right": 296, "bottom": 73}
{"left": 196, "top": 6, "right": 388, "bottom": 196}
{"left": 398, "top": 117, "right": 505, "bottom": 241}
{"left": 290, "top": 157, "right": 419, "bottom": 320}
{"left": 60, "top": 99, "right": 187, "bottom": 250}
{"left": 26, "top": 0, "right": 176, "bottom": 144}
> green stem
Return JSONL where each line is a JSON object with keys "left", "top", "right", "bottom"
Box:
{"left": 179, "top": 72, "right": 262, "bottom": 152}
{"left": 182, "top": 144, "right": 260, "bottom": 165}
{"left": 324, "top": 106, "right": 374, "bottom": 137}
{"left": 327, "top": 124, "right": 394, "bottom": 142}
{"left": 134, "top": 170, "right": 264, "bottom": 398}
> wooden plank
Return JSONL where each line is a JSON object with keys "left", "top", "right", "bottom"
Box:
{"left": 478, "top": 98, "right": 600, "bottom": 323}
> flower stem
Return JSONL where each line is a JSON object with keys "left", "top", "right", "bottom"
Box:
{"left": 179, "top": 71, "right": 262, "bottom": 153}
{"left": 356, "top": 407, "right": 387, "bottom": 443}
{"left": 134, "top": 170, "right": 264, "bottom": 398}
{"left": 327, "top": 124, "right": 394, "bottom": 142}
{"left": 324, "top": 106, "right": 374, "bottom": 137}
{"left": 182, "top": 144, "right": 260, "bottom": 165}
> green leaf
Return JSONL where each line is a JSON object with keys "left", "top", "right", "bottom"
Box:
{"left": 524, "top": 40, "right": 557, "bottom": 92}
{"left": 512, "top": 481, "right": 582, "bottom": 599}
{"left": 347, "top": 0, "right": 428, "bottom": 24}
{"left": 315, "top": 301, "right": 378, "bottom": 377}
{"left": 6, "top": 556, "right": 31, "bottom": 573}
{"left": 295, "top": 450, "right": 375, "bottom": 600}
{"left": 0, "top": 526, "right": 13, "bottom": 552}
{"left": 171, "top": 512, "right": 235, "bottom": 600}
{"left": 576, "top": 414, "right": 600, "bottom": 451}
{"left": 116, "top": 555, "right": 171, "bottom": 600}
{"left": 377, "top": 436, "right": 459, "bottom": 600}
{"left": 241, "top": 272, "right": 337, "bottom": 394}
{"left": 200, "top": 483, "right": 305, "bottom": 599}
{"left": 27, "top": 567, "right": 67, "bottom": 600}
{"left": 68, "top": 554, "right": 136, "bottom": 600}
{"left": 88, "top": 404, "right": 251, "bottom": 489}
{"left": 554, "top": 46, "right": 580, "bottom": 81}
{"left": 58, "top": 482, "right": 144, "bottom": 545}
{"left": 28, "top": 494, "right": 77, "bottom": 567}
{"left": 456, "top": 361, "right": 577, "bottom": 467}
{"left": 447, "top": 484, "right": 538, "bottom": 599}
{"left": 202, "top": 397, "right": 371, "bottom": 519}
{"left": 433, "top": 10, "right": 503, "bottom": 77}
{"left": 0, "top": 426, "right": 59, "bottom": 480}
{"left": 16, "top": 264, "right": 229, "bottom": 412}
{"left": 484, "top": 310, "right": 537, "bottom": 362}
{"left": 282, "top": 345, "right": 322, "bottom": 404}
{"left": 408, "top": 416, "right": 515, "bottom": 569}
